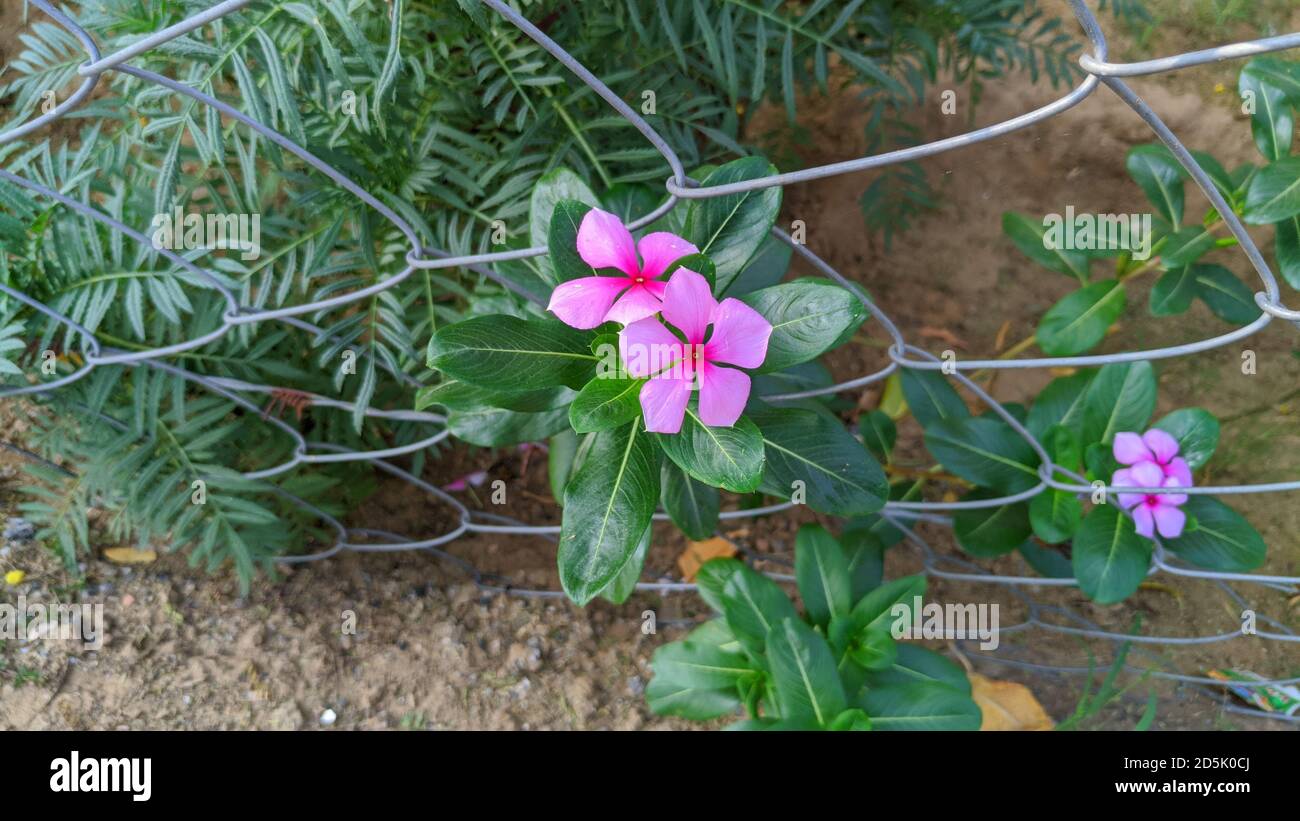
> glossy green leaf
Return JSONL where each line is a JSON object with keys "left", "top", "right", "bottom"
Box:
{"left": 740, "top": 278, "right": 867, "bottom": 372}
{"left": 750, "top": 404, "right": 888, "bottom": 516}
{"left": 720, "top": 563, "right": 798, "bottom": 657}
{"left": 900, "top": 368, "right": 969, "bottom": 429}
{"left": 1160, "top": 226, "right": 1216, "bottom": 268}
{"left": 655, "top": 406, "right": 765, "bottom": 493}
{"left": 859, "top": 410, "right": 897, "bottom": 463}
{"left": 1149, "top": 265, "right": 1197, "bottom": 316}
{"left": 1240, "top": 66, "right": 1293, "bottom": 161}
{"left": 547, "top": 199, "right": 599, "bottom": 282}
{"left": 1274, "top": 215, "right": 1300, "bottom": 290}
{"left": 1153, "top": 407, "right": 1219, "bottom": 470}
{"left": 865, "top": 644, "right": 972, "bottom": 694}
{"left": 599, "top": 525, "right": 651, "bottom": 604}
{"left": 1244, "top": 157, "right": 1300, "bottom": 224}
{"left": 1036, "top": 279, "right": 1125, "bottom": 356}
{"left": 794, "top": 524, "right": 851, "bottom": 626}
{"left": 1164, "top": 497, "right": 1265, "bottom": 572}
{"left": 1193, "top": 264, "right": 1261, "bottom": 325}
{"left": 568, "top": 376, "right": 644, "bottom": 433}
{"left": 646, "top": 620, "right": 749, "bottom": 720}
{"left": 684, "top": 157, "right": 783, "bottom": 294}
{"left": 766, "top": 617, "right": 847, "bottom": 726}
{"left": 530, "top": 168, "right": 599, "bottom": 284}
{"left": 924, "top": 416, "right": 1040, "bottom": 494}
{"left": 1126, "top": 145, "right": 1184, "bottom": 225}
{"left": 953, "top": 492, "right": 1033, "bottom": 557}
{"left": 558, "top": 423, "right": 660, "bottom": 605}
{"left": 1072, "top": 505, "right": 1151, "bottom": 604}
{"left": 1082, "top": 361, "right": 1157, "bottom": 446}
{"left": 1002, "top": 211, "right": 1089, "bottom": 281}
{"left": 447, "top": 406, "right": 570, "bottom": 447}
{"left": 860, "top": 682, "right": 981, "bottom": 731}
{"left": 1026, "top": 369, "right": 1095, "bottom": 440}
{"left": 428, "top": 315, "right": 596, "bottom": 391}
{"left": 661, "top": 462, "right": 720, "bottom": 541}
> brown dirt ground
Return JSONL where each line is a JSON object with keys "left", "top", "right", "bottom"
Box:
{"left": 2, "top": 0, "right": 1299, "bottom": 730}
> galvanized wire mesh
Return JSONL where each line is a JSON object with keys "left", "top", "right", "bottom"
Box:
{"left": 2, "top": 0, "right": 1298, "bottom": 723}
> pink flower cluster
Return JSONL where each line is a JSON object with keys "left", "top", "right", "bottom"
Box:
{"left": 1110, "top": 429, "right": 1191, "bottom": 539}
{"left": 547, "top": 208, "right": 771, "bottom": 434}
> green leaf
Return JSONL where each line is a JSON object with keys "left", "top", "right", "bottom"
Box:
{"left": 724, "top": 233, "right": 792, "bottom": 297}
{"left": 953, "top": 492, "right": 1033, "bottom": 557}
{"left": 1240, "top": 66, "right": 1294, "bottom": 161}
{"left": 530, "top": 168, "right": 599, "bottom": 284}
{"left": 415, "top": 379, "right": 571, "bottom": 413}
{"left": 720, "top": 563, "right": 798, "bottom": 657}
{"left": 1244, "top": 157, "right": 1300, "bottom": 224}
{"left": 1026, "top": 369, "right": 1095, "bottom": 440}
{"left": 696, "top": 558, "right": 744, "bottom": 614}
{"left": 568, "top": 376, "right": 644, "bottom": 433}
{"left": 849, "top": 574, "right": 925, "bottom": 633}
{"left": 1036, "top": 279, "right": 1125, "bottom": 356}
{"left": 827, "top": 708, "right": 873, "bottom": 731}
{"left": 865, "top": 644, "right": 972, "bottom": 694}
{"left": 858, "top": 410, "right": 896, "bottom": 463}
{"left": 599, "top": 525, "right": 651, "bottom": 604}
{"left": 766, "top": 618, "right": 847, "bottom": 726}
{"left": 1164, "top": 497, "right": 1265, "bottom": 572}
{"left": 1148, "top": 265, "right": 1197, "bottom": 316}
{"left": 1159, "top": 226, "right": 1216, "bottom": 268}
{"left": 1072, "top": 505, "right": 1151, "bottom": 604}
{"left": 558, "top": 423, "right": 660, "bottom": 605}
{"left": 1002, "top": 211, "right": 1089, "bottom": 281}
{"left": 548, "top": 430, "right": 579, "bottom": 501}
{"left": 924, "top": 416, "right": 1040, "bottom": 494}
{"left": 1082, "top": 361, "right": 1157, "bottom": 446}
{"left": 447, "top": 406, "right": 570, "bottom": 447}
{"left": 684, "top": 157, "right": 782, "bottom": 293}
{"left": 646, "top": 620, "right": 749, "bottom": 720}
{"left": 1153, "top": 408, "right": 1219, "bottom": 469}
{"left": 547, "top": 199, "right": 598, "bottom": 282}
{"left": 1029, "top": 487, "right": 1083, "bottom": 544}
{"left": 1192, "top": 264, "right": 1261, "bottom": 325}
{"left": 1274, "top": 214, "right": 1300, "bottom": 290}
{"left": 1239, "top": 57, "right": 1300, "bottom": 106}
{"left": 740, "top": 278, "right": 866, "bottom": 372}
{"left": 428, "top": 315, "right": 596, "bottom": 391}
{"left": 655, "top": 407, "right": 765, "bottom": 493}
{"left": 900, "top": 369, "right": 969, "bottom": 429}
{"left": 750, "top": 404, "right": 888, "bottom": 516}
{"left": 860, "top": 682, "right": 981, "bottom": 731}
{"left": 794, "top": 524, "right": 851, "bottom": 626}
{"left": 1126, "top": 145, "right": 1184, "bottom": 225}
{"left": 842, "top": 528, "right": 884, "bottom": 603}
{"left": 660, "top": 463, "right": 719, "bottom": 541}
{"left": 1019, "top": 541, "right": 1075, "bottom": 578}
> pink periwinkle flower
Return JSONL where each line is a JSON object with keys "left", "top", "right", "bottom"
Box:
{"left": 618, "top": 268, "right": 771, "bottom": 434}
{"left": 547, "top": 207, "right": 698, "bottom": 329}
{"left": 1110, "top": 429, "right": 1191, "bottom": 540}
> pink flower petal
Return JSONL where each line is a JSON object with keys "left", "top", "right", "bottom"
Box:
{"left": 1129, "top": 460, "right": 1165, "bottom": 489}
{"left": 1143, "top": 428, "right": 1180, "bottom": 464}
{"left": 697, "top": 362, "right": 750, "bottom": 428}
{"left": 605, "top": 282, "right": 665, "bottom": 325}
{"left": 1152, "top": 504, "right": 1186, "bottom": 539}
{"left": 576, "top": 208, "right": 639, "bottom": 276}
{"left": 661, "top": 267, "right": 717, "bottom": 344}
{"left": 547, "top": 276, "right": 630, "bottom": 329}
{"left": 643, "top": 279, "right": 667, "bottom": 300}
{"left": 1132, "top": 504, "right": 1155, "bottom": 539}
{"left": 639, "top": 375, "right": 693, "bottom": 434}
{"left": 1163, "top": 456, "right": 1193, "bottom": 487}
{"left": 704, "top": 298, "right": 772, "bottom": 370}
{"left": 620, "top": 317, "right": 685, "bottom": 378}
{"left": 1159, "top": 476, "right": 1188, "bottom": 507}
{"left": 1112, "top": 432, "right": 1152, "bottom": 466}
{"left": 637, "top": 232, "right": 699, "bottom": 281}
{"left": 1110, "top": 468, "right": 1143, "bottom": 510}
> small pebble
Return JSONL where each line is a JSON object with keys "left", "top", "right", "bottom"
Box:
{"left": 319, "top": 708, "right": 337, "bottom": 727}
{"left": 3, "top": 517, "right": 35, "bottom": 541}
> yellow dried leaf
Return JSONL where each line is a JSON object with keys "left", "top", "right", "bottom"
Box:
{"left": 677, "top": 537, "right": 737, "bottom": 581}
{"left": 103, "top": 546, "right": 157, "bottom": 564}
{"left": 971, "top": 673, "right": 1054, "bottom": 730}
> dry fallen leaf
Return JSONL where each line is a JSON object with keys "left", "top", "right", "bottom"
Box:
{"left": 971, "top": 673, "right": 1054, "bottom": 730}
{"left": 677, "top": 537, "right": 737, "bottom": 581}
{"left": 102, "top": 546, "right": 157, "bottom": 564}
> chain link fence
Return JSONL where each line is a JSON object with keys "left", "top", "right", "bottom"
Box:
{"left": 2, "top": 0, "right": 1298, "bottom": 724}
